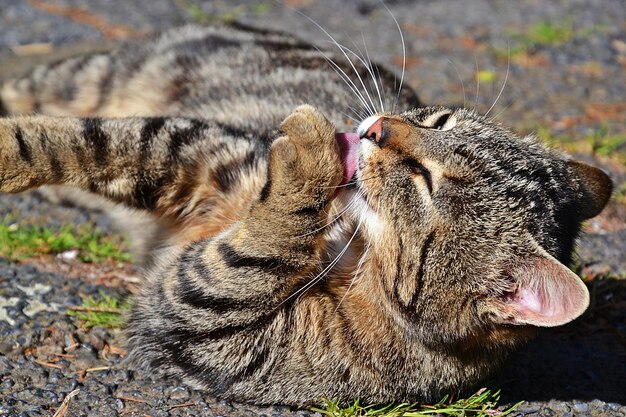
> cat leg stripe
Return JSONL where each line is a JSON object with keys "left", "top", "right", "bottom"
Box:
{"left": 217, "top": 242, "right": 295, "bottom": 272}
{"left": 138, "top": 117, "right": 167, "bottom": 164}
{"left": 81, "top": 118, "right": 110, "bottom": 166}
{"left": 38, "top": 129, "right": 64, "bottom": 181}
{"left": 174, "top": 244, "right": 265, "bottom": 313}
{"left": 213, "top": 151, "right": 258, "bottom": 193}
{"left": 14, "top": 126, "right": 33, "bottom": 163}
{"left": 167, "top": 119, "right": 209, "bottom": 160}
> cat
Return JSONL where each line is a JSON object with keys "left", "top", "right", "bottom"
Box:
{"left": 0, "top": 22, "right": 612, "bottom": 406}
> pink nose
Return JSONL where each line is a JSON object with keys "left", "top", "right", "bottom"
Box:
{"left": 363, "top": 117, "right": 384, "bottom": 143}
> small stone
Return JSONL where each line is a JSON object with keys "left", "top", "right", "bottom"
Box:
{"left": 58, "top": 250, "right": 79, "bottom": 262}
{"left": 168, "top": 386, "right": 190, "bottom": 401}
{"left": 89, "top": 332, "right": 106, "bottom": 351}
{"left": 40, "top": 389, "right": 59, "bottom": 404}
{"left": 1, "top": 377, "right": 15, "bottom": 391}
{"left": 571, "top": 401, "right": 589, "bottom": 413}
{"left": 114, "top": 398, "right": 125, "bottom": 411}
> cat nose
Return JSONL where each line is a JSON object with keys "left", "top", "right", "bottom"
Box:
{"left": 358, "top": 116, "right": 384, "bottom": 144}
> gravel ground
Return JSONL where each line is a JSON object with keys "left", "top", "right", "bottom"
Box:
{"left": 0, "top": 1, "right": 625, "bottom": 416}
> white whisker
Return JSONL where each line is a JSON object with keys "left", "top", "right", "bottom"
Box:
{"left": 326, "top": 42, "right": 379, "bottom": 115}
{"left": 316, "top": 46, "right": 375, "bottom": 116}
{"left": 335, "top": 238, "right": 371, "bottom": 312}
{"left": 338, "top": 32, "right": 385, "bottom": 113}
{"left": 473, "top": 53, "right": 480, "bottom": 111}
{"left": 316, "top": 173, "right": 383, "bottom": 190}
{"left": 484, "top": 42, "right": 510, "bottom": 118}
{"left": 278, "top": 208, "right": 365, "bottom": 308}
{"left": 492, "top": 99, "right": 514, "bottom": 121}
{"left": 336, "top": 43, "right": 385, "bottom": 113}
{"left": 347, "top": 104, "right": 369, "bottom": 122}
{"left": 290, "top": 7, "right": 378, "bottom": 116}
{"left": 447, "top": 58, "right": 466, "bottom": 108}
{"left": 361, "top": 31, "right": 387, "bottom": 112}
{"left": 342, "top": 111, "right": 362, "bottom": 124}
{"left": 295, "top": 194, "right": 361, "bottom": 238}
{"left": 379, "top": 1, "right": 406, "bottom": 114}
{"left": 374, "top": 64, "right": 387, "bottom": 112}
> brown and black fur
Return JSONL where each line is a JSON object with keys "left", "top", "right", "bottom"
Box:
{"left": 0, "top": 23, "right": 612, "bottom": 405}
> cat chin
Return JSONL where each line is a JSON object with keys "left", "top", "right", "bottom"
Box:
{"left": 337, "top": 188, "right": 386, "bottom": 238}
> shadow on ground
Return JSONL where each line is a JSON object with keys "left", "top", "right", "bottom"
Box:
{"left": 492, "top": 277, "right": 625, "bottom": 404}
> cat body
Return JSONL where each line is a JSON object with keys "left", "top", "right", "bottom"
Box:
{"left": 0, "top": 23, "right": 612, "bottom": 405}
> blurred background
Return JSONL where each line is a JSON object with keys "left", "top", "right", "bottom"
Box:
{"left": 0, "top": 1, "right": 624, "bottom": 416}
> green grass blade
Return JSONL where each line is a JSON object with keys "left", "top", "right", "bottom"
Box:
{"left": 313, "top": 389, "right": 522, "bottom": 417}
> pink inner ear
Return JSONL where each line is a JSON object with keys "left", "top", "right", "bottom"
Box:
{"left": 496, "top": 255, "right": 590, "bottom": 327}
{"left": 512, "top": 285, "right": 570, "bottom": 324}
{"left": 516, "top": 288, "right": 544, "bottom": 314}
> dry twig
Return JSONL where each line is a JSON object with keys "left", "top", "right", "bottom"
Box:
{"left": 52, "top": 389, "right": 80, "bottom": 417}
{"left": 160, "top": 402, "right": 196, "bottom": 410}
{"left": 34, "top": 359, "right": 63, "bottom": 370}
{"left": 27, "top": 0, "right": 143, "bottom": 39}
{"left": 68, "top": 306, "right": 124, "bottom": 314}
{"left": 116, "top": 395, "right": 148, "bottom": 404}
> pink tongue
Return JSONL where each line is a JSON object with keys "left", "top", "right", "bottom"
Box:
{"left": 335, "top": 132, "right": 360, "bottom": 187}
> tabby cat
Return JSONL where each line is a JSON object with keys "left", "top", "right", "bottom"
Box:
{"left": 0, "top": 23, "right": 612, "bottom": 405}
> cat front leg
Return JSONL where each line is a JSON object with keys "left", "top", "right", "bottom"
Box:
{"left": 162, "top": 104, "right": 345, "bottom": 313}
{"left": 234, "top": 104, "right": 344, "bottom": 261}
{"left": 0, "top": 115, "right": 260, "bottom": 217}
{"left": 0, "top": 115, "right": 173, "bottom": 197}
{"left": 128, "top": 105, "right": 345, "bottom": 398}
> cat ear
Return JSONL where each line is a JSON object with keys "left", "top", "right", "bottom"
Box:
{"left": 488, "top": 252, "right": 589, "bottom": 327}
{"left": 568, "top": 160, "right": 613, "bottom": 220}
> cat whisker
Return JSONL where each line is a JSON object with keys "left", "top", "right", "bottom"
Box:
{"left": 473, "top": 53, "right": 480, "bottom": 111}
{"left": 295, "top": 194, "right": 362, "bottom": 238}
{"left": 361, "top": 30, "right": 388, "bottom": 112}
{"left": 484, "top": 42, "right": 510, "bottom": 118}
{"left": 374, "top": 64, "right": 387, "bottom": 112}
{"left": 335, "top": 236, "right": 371, "bottom": 312}
{"left": 338, "top": 34, "right": 385, "bottom": 112}
{"left": 355, "top": 174, "right": 383, "bottom": 184}
{"left": 318, "top": 39, "right": 379, "bottom": 115}
{"left": 336, "top": 44, "right": 384, "bottom": 113}
{"left": 447, "top": 58, "right": 467, "bottom": 108}
{"left": 282, "top": 204, "right": 365, "bottom": 308}
{"left": 276, "top": 0, "right": 373, "bottom": 115}
{"left": 347, "top": 104, "right": 369, "bottom": 122}
{"left": 333, "top": 194, "right": 379, "bottom": 313}
{"left": 492, "top": 99, "right": 514, "bottom": 121}
{"left": 315, "top": 173, "right": 383, "bottom": 190}
{"left": 342, "top": 111, "right": 360, "bottom": 124}
{"left": 288, "top": 5, "right": 378, "bottom": 116}
{"left": 316, "top": 46, "right": 375, "bottom": 117}
{"left": 319, "top": 50, "right": 373, "bottom": 116}
{"left": 379, "top": 1, "right": 406, "bottom": 114}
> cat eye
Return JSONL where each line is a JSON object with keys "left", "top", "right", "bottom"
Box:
{"left": 405, "top": 158, "right": 433, "bottom": 194}
{"left": 421, "top": 111, "right": 457, "bottom": 131}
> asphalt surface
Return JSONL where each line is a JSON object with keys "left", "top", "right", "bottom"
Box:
{"left": 0, "top": 1, "right": 625, "bottom": 416}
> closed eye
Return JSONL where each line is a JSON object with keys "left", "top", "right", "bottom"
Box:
{"left": 420, "top": 111, "right": 457, "bottom": 131}
{"left": 405, "top": 158, "right": 433, "bottom": 194}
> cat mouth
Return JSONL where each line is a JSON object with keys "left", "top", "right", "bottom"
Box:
{"left": 335, "top": 132, "right": 360, "bottom": 187}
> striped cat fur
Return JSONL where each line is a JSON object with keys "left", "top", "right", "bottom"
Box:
{"left": 0, "top": 23, "right": 612, "bottom": 405}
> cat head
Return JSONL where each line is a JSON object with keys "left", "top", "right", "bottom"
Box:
{"left": 343, "top": 106, "right": 612, "bottom": 346}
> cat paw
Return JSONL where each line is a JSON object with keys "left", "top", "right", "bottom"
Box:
{"left": 267, "top": 105, "right": 343, "bottom": 207}
{"left": 279, "top": 105, "right": 335, "bottom": 150}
